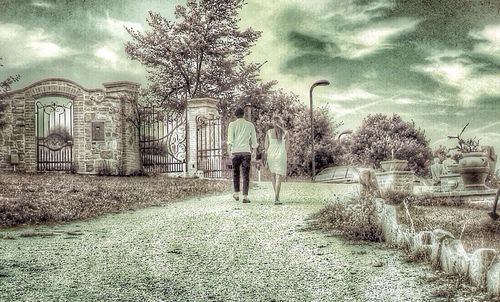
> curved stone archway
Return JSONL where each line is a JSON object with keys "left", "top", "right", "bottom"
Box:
{"left": 0, "top": 78, "right": 140, "bottom": 174}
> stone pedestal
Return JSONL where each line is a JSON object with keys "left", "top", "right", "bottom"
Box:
{"left": 186, "top": 98, "right": 219, "bottom": 177}
{"left": 439, "top": 173, "right": 464, "bottom": 192}
{"left": 376, "top": 170, "right": 414, "bottom": 193}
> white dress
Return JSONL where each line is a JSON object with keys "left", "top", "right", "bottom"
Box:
{"left": 266, "top": 129, "right": 287, "bottom": 176}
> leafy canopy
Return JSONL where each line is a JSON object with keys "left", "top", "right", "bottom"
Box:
{"left": 348, "top": 113, "right": 432, "bottom": 175}
{"left": 125, "top": 0, "right": 262, "bottom": 112}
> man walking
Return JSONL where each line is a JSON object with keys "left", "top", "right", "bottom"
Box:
{"left": 227, "top": 107, "right": 258, "bottom": 203}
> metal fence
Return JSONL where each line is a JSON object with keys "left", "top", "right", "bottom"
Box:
{"left": 196, "top": 115, "right": 229, "bottom": 178}
{"left": 139, "top": 107, "right": 187, "bottom": 173}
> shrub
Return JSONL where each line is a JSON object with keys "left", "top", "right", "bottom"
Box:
{"left": 380, "top": 190, "right": 417, "bottom": 205}
{"left": 140, "top": 137, "right": 167, "bottom": 156}
{"left": 486, "top": 172, "right": 500, "bottom": 189}
{"left": 313, "top": 195, "right": 382, "bottom": 242}
{"left": 432, "top": 145, "right": 448, "bottom": 162}
{"left": 50, "top": 127, "right": 73, "bottom": 142}
{"left": 253, "top": 91, "right": 344, "bottom": 176}
{"left": 347, "top": 113, "right": 432, "bottom": 176}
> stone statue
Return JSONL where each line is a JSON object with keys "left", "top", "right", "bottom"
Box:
{"left": 442, "top": 153, "right": 458, "bottom": 174}
{"left": 358, "top": 168, "right": 380, "bottom": 197}
{"left": 482, "top": 146, "right": 497, "bottom": 176}
{"left": 430, "top": 157, "right": 446, "bottom": 185}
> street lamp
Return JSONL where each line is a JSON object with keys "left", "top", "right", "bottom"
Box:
{"left": 310, "top": 79, "right": 330, "bottom": 181}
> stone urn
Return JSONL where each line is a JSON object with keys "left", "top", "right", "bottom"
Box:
{"left": 447, "top": 163, "right": 460, "bottom": 174}
{"left": 457, "top": 152, "right": 490, "bottom": 190}
{"left": 380, "top": 159, "right": 408, "bottom": 172}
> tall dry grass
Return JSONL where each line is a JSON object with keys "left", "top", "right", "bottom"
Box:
{"left": 0, "top": 173, "right": 230, "bottom": 227}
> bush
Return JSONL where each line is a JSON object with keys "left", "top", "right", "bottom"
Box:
{"left": 380, "top": 190, "right": 418, "bottom": 205}
{"left": 347, "top": 114, "right": 432, "bottom": 176}
{"left": 140, "top": 136, "right": 167, "bottom": 156}
{"left": 313, "top": 195, "right": 382, "bottom": 241}
{"left": 253, "top": 91, "right": 344, "bottom": 176}
{"left": 50, "top": 127, "right": 73, "bottom": 142}
{"left": 486, "top": 172, "right": 500, "bottom": 189}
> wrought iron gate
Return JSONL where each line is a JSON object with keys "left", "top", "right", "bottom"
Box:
{"left": 36, "top": 99, "right": 74, "bottom": 171}
{"left": 196, "top": 115, "right": 225, "bottom": 178}
{"left": 139, "top": 107, "right": 187, "bottom": 173}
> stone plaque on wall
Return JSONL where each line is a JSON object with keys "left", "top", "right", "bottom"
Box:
{"left": 91, "top": 122, "right": 105, "bottom": 141}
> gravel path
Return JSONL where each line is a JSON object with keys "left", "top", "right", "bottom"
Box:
{"left": 1, "top": 182, "right": 441, "bottom": 301}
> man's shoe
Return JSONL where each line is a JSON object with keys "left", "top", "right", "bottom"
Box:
{"left": 274, "top": 200, "right": 282, "bottom": 205}
{"left": 233, "top": 193, "right": 239, "bottom": 201}
{"left": 242, "top": 198, "right": 251, "bottom": 203}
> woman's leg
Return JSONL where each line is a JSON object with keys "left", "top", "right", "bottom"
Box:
{"left": 271, "top": 173, "right": 276, "bottom": 194}
{"left": 275, "top": 174, "right": 282, "bottom": 203}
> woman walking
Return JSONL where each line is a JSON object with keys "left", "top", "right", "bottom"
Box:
{"left": 264, "top": 115, "right": 289, "bottom": 205}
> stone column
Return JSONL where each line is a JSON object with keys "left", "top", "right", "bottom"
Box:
{"left": 186, "top": 98, "right": 219, "bottom": 177}
{"left": 103, "top": 81, "right": 141, "bottom": 175}
{"left": 17, "top": 95, "right": 34, "bottom": 172}
{"left": 73, "top": 92, "right": 86, "bottom": 174}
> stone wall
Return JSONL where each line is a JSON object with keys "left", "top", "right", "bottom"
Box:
{"left": 0, "top": 78, "right": 140, "bottom": 175}
{"left": 374, "top": 199, "right": 500, "bottom": 297}
{"left": 0, "top": 79, "right": 222, "bottom": 176}
{"left": 375, "top": 171, "right": 414, "bottom": 193}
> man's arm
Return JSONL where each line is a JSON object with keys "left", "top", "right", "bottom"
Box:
{"left": 250, "top": 124, "right": 258, "bottom": 161}
{"left": 227, "top": 122, "right": 234, "bottom": 156}
{"left": 285, "top": 131, "right": 290, "bottom": 155}
{"left": 250, "top": 124, "right": 258, "bottom": 149}
{"left": 263, "top": 130, "right": 269, "bottom": 168}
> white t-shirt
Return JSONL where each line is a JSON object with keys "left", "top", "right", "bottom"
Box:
{"left": 227, "top": 118, "right": 258, "bottom": 154}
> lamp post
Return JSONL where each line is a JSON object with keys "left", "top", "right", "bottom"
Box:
{"left": 310, "top": 79, "right": 330, "bottom": 181}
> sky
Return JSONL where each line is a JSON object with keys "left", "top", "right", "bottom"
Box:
{"left": 0, "top": 0, "right": 499, "bottom": 153}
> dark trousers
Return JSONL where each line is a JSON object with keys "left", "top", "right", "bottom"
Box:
{"left": 232, "top": 153, "right": 251, "bottom": 195}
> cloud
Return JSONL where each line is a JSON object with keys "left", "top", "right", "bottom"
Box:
{"left": 81, "top": 13, "right": 146, "bottom": 74}
{"left": 326, "top": 100, "right": 384, "bottom": 118}
{"left": 95, "top": 13, "right": 144, "bottom": 40}
{"left": 91, "top": 41, "right": 142, "bottom": 74}
{"left": 326, "top": 87, "right": 379, "bottom": 102}
{"left": 471, "top": 24, "right": 500, "bottom": 62}
{"left": 346, "top": 18, "right": 421, "bottom": 58}
{"left": 30, "top": 1, "right": 53, "bottom": 9}
{"left": 0, "top": 22, "right": 73, "bottom": 67}
{"left": 414, "top": 50, "right": 500, "bottom": 106}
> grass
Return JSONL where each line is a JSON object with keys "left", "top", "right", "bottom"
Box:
{"left": 377, "top": 189, "right": 500, "bottom": 253}
{"left": 312, "top": 194, "right": 382, "bottom": 242}
{"left": 399, "top": 204, "right": 500, "bottom": 253}
{"left": 0, "top": 172, "right": 231, "bottom": 228}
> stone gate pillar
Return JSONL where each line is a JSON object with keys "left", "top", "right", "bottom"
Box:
{"left": 186, "top": 98, "right": 218, "bottom": 177}
{"left": 102, "top": 81, "right": 141, "bottom": 175}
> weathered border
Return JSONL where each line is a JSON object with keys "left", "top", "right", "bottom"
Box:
{"left": 374, "top": 199, "right": 500, "bottom": 295}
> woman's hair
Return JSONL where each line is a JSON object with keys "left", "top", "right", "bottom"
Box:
{"left": 272, "top": 115, "right": 284, "bottom": 141}
{"left": 274, "top": 126, "right": 284, "bottom": 141}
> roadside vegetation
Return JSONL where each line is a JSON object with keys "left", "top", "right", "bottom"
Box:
{"left": 313, "top": 190, "right": 500, "bottom": 301}
{"left": 399, "top": 197, "right": 500, "bottom": 253}
{"left": 0, "top": 172, "right": 230, "bottom": 228}
{"left": 312, "top": 194, "right": 382, "bottom": 242}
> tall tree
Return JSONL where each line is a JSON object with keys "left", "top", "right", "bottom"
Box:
{"left": 0, "top": 58, "right": 20, "bottom": 98}
{"left": 125, "top": 0, "right": 263, "bottom": 112}
{"left": 347, "top": 114, "right": 432, "bottom": 176}
{"left": 253, "top": 91, "right": 344, "bottom": 176}
{"left": 0, "top": 57, "right": 20, "bottom": 129}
